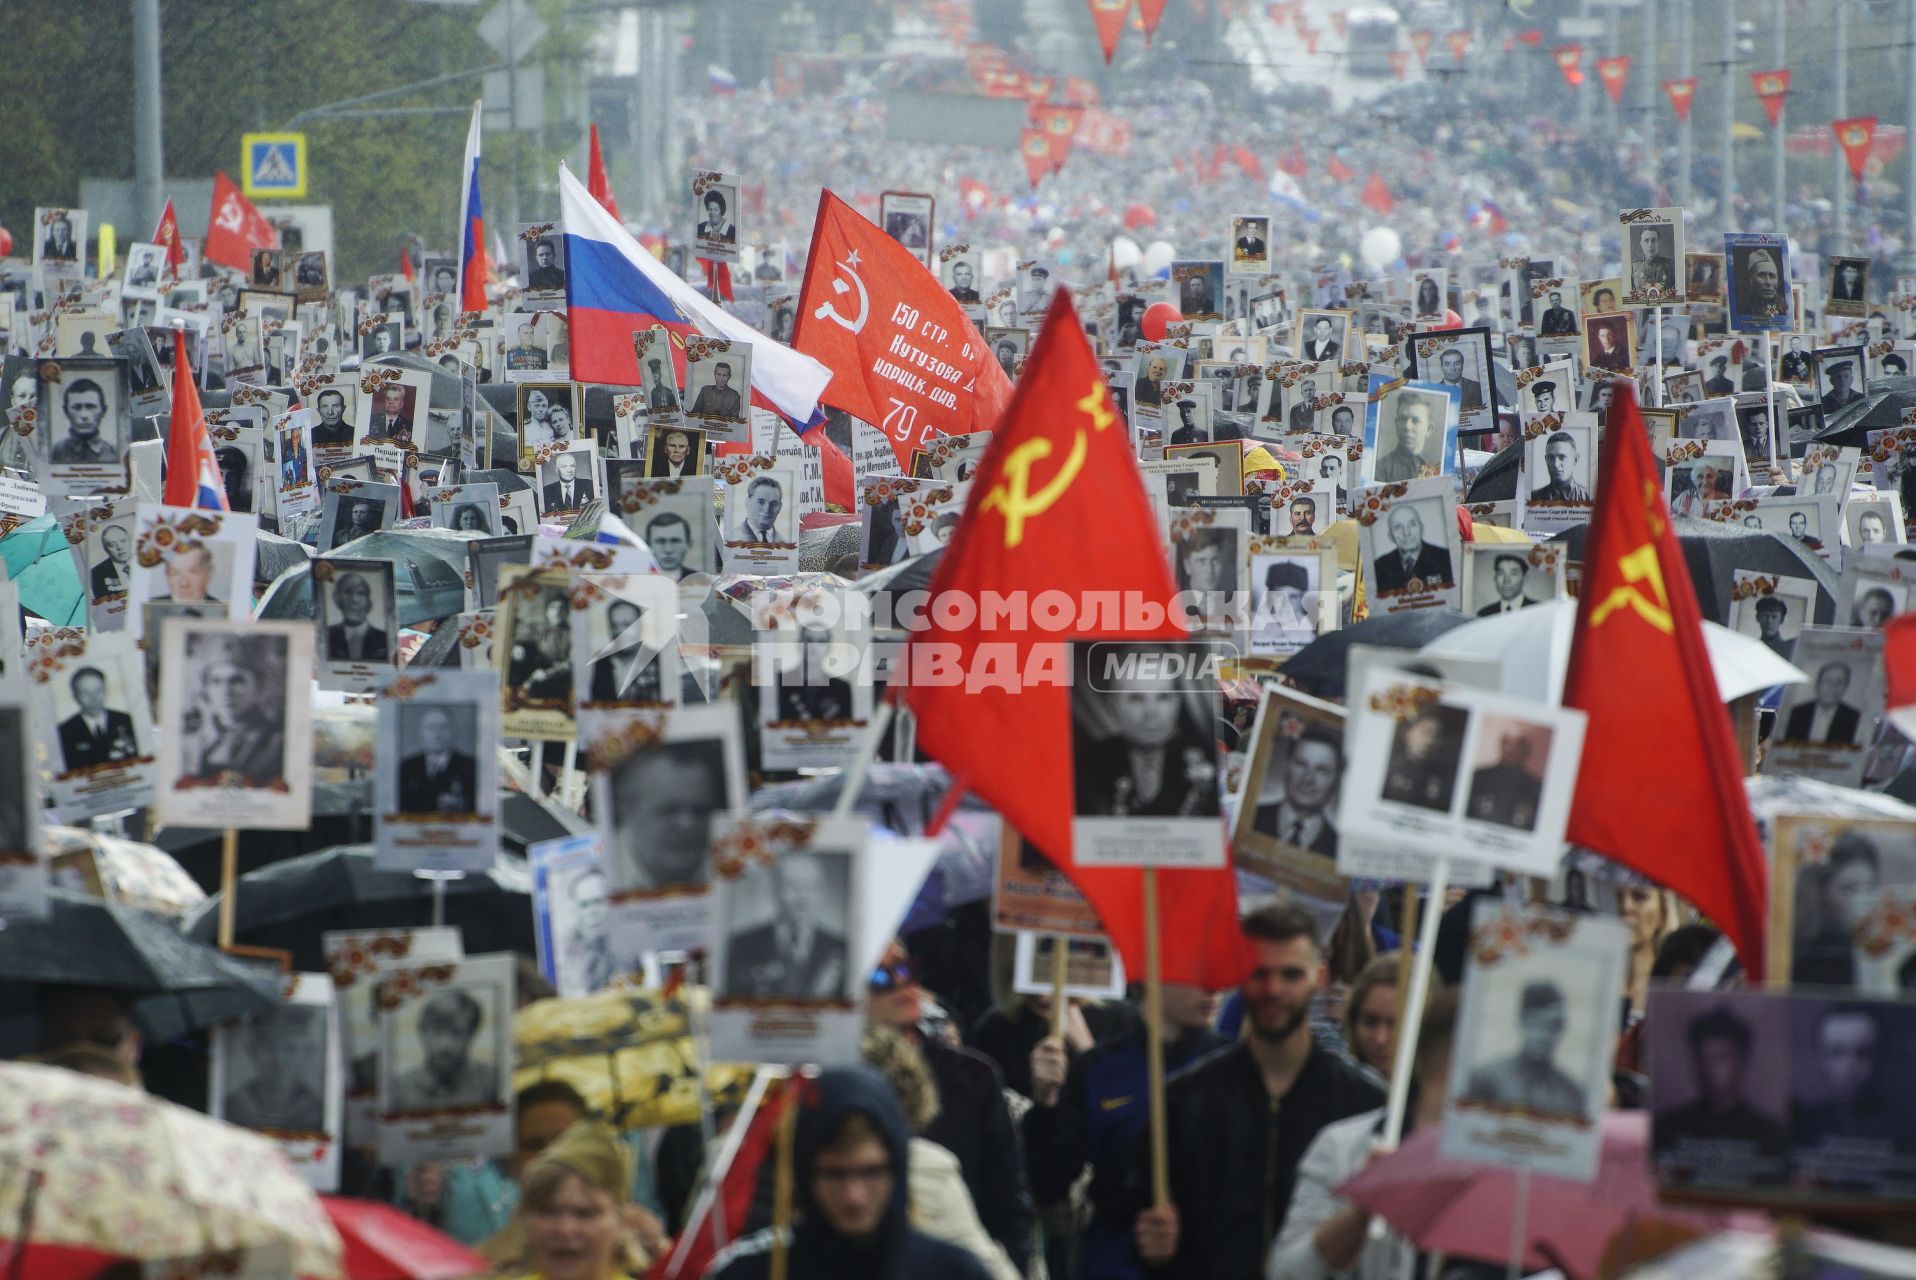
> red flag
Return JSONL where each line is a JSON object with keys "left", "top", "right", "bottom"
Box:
{"left": 1514, "top": 28, "right": 1544, "bottom": 46}
{"left": 1553, "top": 44, "right": 1584, "bottom": 87}
{"left": 1138, "top": 0, "right": 1168, "bottom": 39}
{"left": 587, "top": 123, "right": 621, "bottom": 220}
{"left": 1032, "top": 103, "right": 1085, "bottom": 174}
{"left": 1884, "top": 615, "right": 1916, "bottom": 740}
{"left": 1279, "top": 143, "right": 1308, "bottom": 177}
{"left": 1021, "top": 128, "right": 1053, "bottom": 187}
{"left": 1751, "top": 69, "right": 1790, "bottom": 128}
{"left": 1664, "top": 77, "right": 1697, "bottom": 121}
{"left": 1410, "top": 29, "right": 1434, "bottom": 64}
{"left": 1361, "top": 173, "right": 1394, "bottom": 215}
{"left": 399, "top": 250, "right": 415, "bottom": 282}
{"left": 1597, "top": 55, "right": 1630, "bottom": 104}
{"left": 1561, "top": 386, "right": 1766, "bottom": 981}
{"left": 792, "top": 190, "right": 1013, "bottom": 473}
{"left": 1329, "top": 9, "right": 1348, "bottom": 39}
{"left": 645, "top": 1075, "right": 804, "bottom": 1280}
{"left": 1387, "top": 50, "right": 1409, "bottom": 81}
{"left": 152, "top": 197, "right": 185, "bottom": 280}
{"left": 203, "top": 171, "right": 279, "bottom": 272}
{"left": 1327, "top": 154, "right": 1354, "bottom": 182}
{"left": 1834, "top": 116, "right": 1878, "bottom": 182}
{"left": 1445, "top": 30, "right": 1472, "bottom": 64}
{"left": 1232, "top": 145, "right": 1261, "bottom": 179}
{"left": 904, "top": 290, "right": 1249, "bottom": 990}
{"left": 161, "top": 331, "right": 229, "bottom": 512}
{"left": 1300, "top": 27, "right": 1319, "bottom": 54}
{"left": 1089, "top": 0, "right": 1130, "bottom": 63}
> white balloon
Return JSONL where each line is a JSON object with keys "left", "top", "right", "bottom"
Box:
{"left": 1359, "top": 226, "right": 1403, "bottom": 273}
{"left": 1143, "top": 240, "right": 1176, "bottom": 275}
{"left": 1111, "top": 237, "right": 1142, "bottom": 270}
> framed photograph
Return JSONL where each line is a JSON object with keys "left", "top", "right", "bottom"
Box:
{"left": 1171, "top": 260, "right": 1224, "bottom": 322}
{"left": 1685, "top": 252, "right": 1725, "bottom": 304}
{"left": 316, "top": 479, "right": 400, "bottom": 553}
{"left": 211, "top": 974, "right": 342, "bottom": 1190}
{"left": 1242, "top": 535, "right": 1333, "bottom": 658}
{"left": 32, "top": 207, "right": 87, "bottom": 269}
{"left": 1582, "top": 312, "right": 1635, "bottom": 374}
{"left": 306, "top": 376, "right": 360, "bottom": 455}
{"left": 324, "top": 927, "right": 463, "bottom": 1137}
{"left": 641, "top": 423, "right": 706, "bottom": 479}
{"left": 718, "top": 458, "right": 798, "bottom": 574}
{"left": 312, "top": 558, "right": 397, "bottom": 693}
{"left": 529, "top": 834, "right": 619, "bottom": 997}
{"left": 1620, "top": 207, "right": 1684, "bottom": 305}
{"left": 1012, "top": 932, "right": 1126, "bottom": 1001}
{"left": 1725, "top": 233, "right": 1790, "bottom": 332}
{"left": 1016, "top": 259, "right": 1059, "bottom": 318}
{"left": 606, "top": 478, "right": 712, "bottom": 584}
{"left": 534, "top": 441, "right": 599, "bottom": 519}
{"left": 992, "top": 826, "right": 1102, "bottom": 936}
{"left": 633, "top": 329, "right": 682, "bottom": 421}
{"left": 1765, "top": 626, "right": 1883, "bottom": 786}
{"left": 692, "top": 172, "right": 741, "bottom": 265}
{"left": 373, "top": 668, "right": 499, "bottom": 874}
{"left": 1813, "top": 345, "right": 1868, "bottom": 416}
{"left": 65, "top": 501, "right": 136, "bottom": 630}
{"left": 1295, "top": 309, "right": 1351, "bottom": 364}
{"left": 1068, "top": 640, "right": 1224, "bottom": 868}
{"left": 1168, "top": 510, "right": 1248, "bottom": 636}
{"left": 27, "top": 630, "right": 155, "bottom": 820}
{"left": 1360, "top": 476, "right": 1463, "bottom": 612}
{"left": 879, "top": 191, "right": 934, "bottom": 268}
{"left": 1231, "top": 684, "right": 1347, "bottom": 899}
{"left": 1411, "top": 269, "right": 1448, "bottom": 325}
{"left": 494, "top": 563, "right": 575, "bottom": 742}
{"left": 1519, "top": 420, "right": 1597, "bottom": 533}
{"left": 940, "top": 242, "right": 982, "bottom": 306}
{"left": 516, "top": 381, "right": 581, "bottom": 466}
{"left": 1728, "top": 569, "right": 1817, "bottom": 665}
{"left": 1827, "top": 255, "right": 1871, "bottom": 319}
{"left": 756, "top": 593, "right": 874, "bottom": 770}
{"left": 708, "top": 815, "right": 866, "bottom": 1066}
{"left": 40, "top": 357, "right": 131, "bottom": 496}
{"left": 571, "top": 573, "right": 680, "bottom": 714}
{"left": 1533, "top": 278, "right": 1581, "bottom": 339}
{"left": 985, "top": 326, "right": 1029, "bottom": 382}
{"left": 587, "top": 703, "right": 744, "bottom": 958}
{"left": 128, "top": 505, "right": 258, "bottom": 640}
{"left": 1364, "top": 381, "right": 1456, "bottom": 485}
{"left": 431, "top": 482, "right": 504, "bottom": 535}
{"left": 1230, "top": 215, "right": 1272, "bottom": 276}
{"left": 682, "top": 337, "right": 751, "bottom": 435}
{"left": 1465, "top": 543, "right": 1565, "bottom": 617}
{"left": 1776, "top": 332, "right": 1815, "bottom": 385}
{"left": 520, "top": 223, "right": 568, "bottom": 296}
{"left": 375, "top": 952, "right": 514, "bottom": 1163}
{"left": 1443, "top": 901, "right": 1627, "bottom": 1180}
{"left": 153, "top": 619, "right": 312, "bottom": 830}
{"left": 1665, "top": 442, "right": 1742, "bottom": 517}
{"left": 1260, "top": 478, "right": 1337, "bottom": 538}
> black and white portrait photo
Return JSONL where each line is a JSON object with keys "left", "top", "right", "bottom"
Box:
{"left": 1381, "top": 701, "right": 1468, "bottom": 813}
{"left": 1525, "top": 426, "right": 1595, "bottom": 505}
{"left": 502, "top": 578, "right": 574, "bottom": 708}
{"left": 683, "top": 342, "right": 750, "bottom": 427}
{"left": 1726, "top": 234, "right": 1790, "bottom": 331}
{"left": 943, "top": 247, "right": 982, "bottom": 305}
{"left": 322, "top": 490, "right": 393, "bottom": 552}
{"left": 638, "top": 491, "right": 718, "bottom": 581}
{"left": 359, "top": 320, "right": 402, "bottom": 362}
{"left": 1622, "top": 211, "right": 1682, "bottom": 303}
{"left": 33, "top": 207, "right": 86, "bottom": 267}
{"left": 728, "top": 470, "right": 793, "bottom": 545}
{"left": 1468, "top": 547, "right": 1554, "bottom": 616}
{"left": 1767, "top": 628, "right": 1885, "bottom": 787}
{"left": 317, "top": 561, "right": 397, "bottom": 689}
{"left": 720, "top": 849, "right": 853, "bottom": 1000}
{"left": 359, "top": 379, "right": 420, "bottom": 446}
{"left": 539, "top": 846, "right": 615, "bottom": 998}
{"left": 220, "top": 1003, "right": 330, "bottom": 1134}
{"left": 879, "top": 192, "right": 934, "bottom": 268}
{"left": 1231, "top": 685, "right": 1345, "bottom": 896}
{"left": 42, "top": 361, "right": 128, "bottom": 472}
{"left": 517, "top": 381, "right": 580, "bottom": 455}
{"left": 176, "top": 630, "right": 289, "bottom": 787}
{"left": 1296, "top": 309, "right": 1351, "bottom": 364}
{"left": 537, "top": 447, "right": 597, "bottom": 516}
{"left": 84, "top": 514, "right": 136, "bottom": 603}
{"left": 635, "top": 331, "right": 682, "bottom": 417}
{"left": 1583, "top": 313, "right": 1634, "bottom": 373}
{"left": 645, "top": 424, "right": 706, "bottom": 478}
{"left": 1464, "top": 714, "right": 1553, "bottom": 831}
{"left": 395, "top": 703, "right": 479, "bottom": 815}
{"left": 1827, "top": 255, "right": 1871, "bottom": 318}
{"left": 1367, "top": 387, "right": 1451, "bottom": 485}
{"left": 122, "top": 242, "right": 167, "bottom": 293}
{"left": 388, "top": 983, "right": 500, "bottom": 1112}
{"left": 1412, "top": 269, "right": 1448, "bottom": 324}
{"left": 1230, "top": 215, "right": 1271, "bottom": 275}
{"left": 372, "top": 668, "right": 500, "bottom": 874}
{"left": 605, "top": 736, "right": 730, "bottom": 895}
{"left": 1246, "top": 551, "right": 1324, "bottom": 656}
{"left": 693, "top": 174, "right": 741, "bottom": 261}
{"left": 1171, "top": 260, "right": 1224, "bottom": 322}
{"left": 54, "top": 660, "right": 141, "bottom": 776}
{"left": 1814, "top": 345, "right": 1868, "bottom": 416}
{"left": 523, "top": 232, "right": 568, "bottom": 293}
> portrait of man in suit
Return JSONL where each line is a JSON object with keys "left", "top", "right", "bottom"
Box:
{"left": 1539, "top": 290, "right": 1577, "bottom": 336}
{"left": 526, "top": 237, "right": 567, "bottom": 292}
{"left": 1382, "top": 701, "right": 1467, "bottom": 811}
{"left": 1302, "top": 315, "right": 1341, "bottom": 363}
{"left": 1784, "top": 661, "right": 1862, "bottom": 745}
{"left": 56, "top": 665, "right": 139, "bottom": 773}
{"left": 732, "top": 475, "right": 785, "bottom": 543}
{"left": 645, "top": 510, "right": 705, "bottom": 581}
{"left": 366, "top": 384, "right": 414, "bottom": 444}
{"left": 324, "top": 571, "right": 391, "bottom": 665}
{"left": 947, "top": 259, "right": 980, "bottom": 304}
{"left": 647, "top": 427, "right": 699, "bottom": 478}
{"left": 155, "top": 543, "right": 222, "bottom": 604}
{"left": 587, "top": 600, "right": 664, "bottom": 704}
{"left": 41, "top": 214, "right": 77, "bottom": 262}
{"left": 724, "top": 851, "right": 850, "bottom": 1000}
{"left": 90, "top": 523, "right": 133, "bottom": 599}
{"left": 689, "top": 361, "right": 743, "bottom": 421}
{"left": 311, "top": 388, "right": 352, "bottom": 448}
{"left": 396, "top": 705, "right": 478, "bottom": 814}
{"left": 1435, "top": 346, "right": 1485, "bottom": 411}
{"left": 608, "top": 739, "right": 728, "bottom": 893}
{"left": 1252, "top": 723, "right": 1341, "bottom": 856}
{"left": 1466, "top": 726, "right": 1546, "bottom": 830}
{"left": 541, "top": 452, "right": 594, "bottom": 514}
{"left": 1477, "top": 553, "right": 1536, "bottom": 615}
{"left": 1371, "top": 503, "right": 1455, "bottom": 595}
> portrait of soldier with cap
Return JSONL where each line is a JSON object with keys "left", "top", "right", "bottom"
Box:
{"left": 1461, "top": 978, "right": 1588, "bottom": 1119}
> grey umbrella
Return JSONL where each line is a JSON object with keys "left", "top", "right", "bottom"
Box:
{"left": 1550, "top": 517, "right": 1839, "bottom": 626}
{"left": 256, "top": 527, "right": 474, "bottom": 627}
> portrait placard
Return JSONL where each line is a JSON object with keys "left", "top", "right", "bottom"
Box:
{"left": 1229, "top": 214, "right": 1272, "bottom": 276}
{"left": 154, "top": 619, "right": 314, "bottom": 831}
{"left": 40, "top": 357, "right": 131, "bottom": 497}
{"left": 1764, "top": 627, "right": 1884, "bottom": 786}
{"left": 1826, "top": 255, "right": 1871, "bottom": 320}
{"left": 608, "top": 478, "right": 717, "bottom": 584}
{"left": 1770, "top": 814, "right": 1916, "bottom": 996}
{"left": 691, "top": 171, "right": 742, "bottom": 265}
{"left": 533, "top": 440, "right": 599, "bottom": 520}
{"left": 756, "top": 591, "right": 874, "bottom": 771}
{"left": 32, "top": 207, "right": 88, "bottom": 269}
{"left": 1464, "top": 543, "right": 1565, "bottom": 617}
{"left": 323, "top": 925, "right": 464, "bottom": 1141}
{"left": 1068, "top": 640, "right": 1225, "bottom": 869}
{"left": 373, "top": 669, "right": 499, "bottom": 874}
{"left": 312, "top": 558, "right": 397, "bottom": 693}
{"left": 0, "top": 683, "right": 43, "bottom": 920}
{"left": 1170, "top": 260, "right": 1224, "bottom": 322}
{"left": 1339, "top": 660, "right": 1588, "bottom": 877}
{"left": 1443, "top": 902, "right": 1627, "bottom": 1180}
{"left": 1296, "top": 308, "right": 1353, "bottom": 364}
{"left": 1012, "top": 932, "right": 1126, "bottom": 1001}
{"left": 29, "top": 630, "right": 155, "bottom": 821}
{"left": 1665, "top": 441, "right": 1744, "bottom": 518}
{"left": 64, "top": 501, "right": 136, "bottom": 631}
{"left": 1582, "top": 312, "right": 1636, "bottom": 375}
{"left": 682, "top": 337, "right": 752, "bottom": 438}
{"left": 1620, "top": 207, "right": 1684, "bottom": 305}
{"left": 1813, "top": 344, "right": 1868, "bottom": 417}
{"left": 571, "top": 572, "right": 681, "bottom": 717}
{"left": 127, "top": 505, "right": 257, "bottom": 642}
{"left": 642, "top": 422, "right": 707, "bottom": 478}
{"left": 494, "top": 563, "right": 575, "bottom": 742}
{"left": 354, "top": 368, "right": 430, "bottom": 457}
{"left": 1363, "top": 379, "right": 1456, "bottom": 485}
{"left": 1358, "top": 476, "right": 1464, "bottom": 614}
{"left": 879, "top": 191, "right": 935, "bottom": 269}
{"left": 530, "top": 834, "right": 620, "bottom": 997}
{"left": 1231, "top": 684, "right": 1347, "bottom": 900}
{"left": 1725, "top": 233, "right": 1791, "bottom": 332}
{"left": 992, "top": 826, "right": 1103, "bottom": 936}
{"left": 315, "top": 479, "right": 399, "bottom": 554}
{"left": 375, "top": 951, "right": 515, "bottom": 1163}
{"left": 432, "top": 483, "right": 504, "bottom": 536}
{"left": 1169, "top": 508, "right": 1248, "bottom": 637}
{"left": 210, "top": 972, "right": 342, "bottom": 1190}
{"left": 1245, "top": 537, "right": 1337, "bottom": 659}
{"left": 1410, "top": 269, "right": 1448, "bottom": 325}
{"left": 1845, "top": 494, "right": 1906, "bottom": 555}
{"left": 708, "top": 815, "right": 866, "bottom": 1066}
{"left": 1517, "top": 419, "right": 1598, "bottom": 535}
{"left": 718, "top": 457, "right": 799, "bottom": 574}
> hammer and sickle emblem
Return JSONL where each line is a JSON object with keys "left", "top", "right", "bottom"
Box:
{"left": 811, "top": 249, "right": 869, "bottom": 334}
{"left": 1589, "top": 543, "right": 1674, "bottom": 633}
{"left": 981, "top": 432, "right": 1087, "bottom": 548}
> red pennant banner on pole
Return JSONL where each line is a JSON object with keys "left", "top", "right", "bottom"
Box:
{"left": 1409, "top": 29, "right": 1434, "bottom": 64}
{"left": 1021, "top": 128, "right": 1052, "bottom": 188}
{"left": 1032, "top": 103, "right": 1085, "bottom": 175}
{"left": 1751, "top": 69, "right": 1790, "bottom": 128}
{"left": 1515, "top": 29, "right": 1544, "bottom": 47}
{"left": 1834, "top": 116, "right": 1878, "bottom": 181}
{"left": 1387, "top": 50, "right": 1409, "bottom": 81}
{"left": 1089, "top": 0, "right": 1130, "bottom": 63}
{"left": 1025, "top": 74, "right": 1056, "bottom": 105}
{"left": 1663, "top": 77, "right": 1697, "bottom": 121}
{"left": 1444, "top": 30, "right": 1471, "bottom": 64}
{"left": 1553, "top": 44, "right": 1584, "bottom": 87}
{"left": 1596, "top": 54, "right": 1630, "bottom": 104}
{"left": 1137, "top": 0, "right": 1168, "bottom": 38}
{"left": 1329, "top": 9, "right": 1347, "bottom": 39}
{"left": 1300, "top": 27, "right": 1319, "bottom": 53}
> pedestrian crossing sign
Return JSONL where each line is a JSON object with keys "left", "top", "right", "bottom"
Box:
{"left": 241, "top": 133, "right": 307, "bottom": 199}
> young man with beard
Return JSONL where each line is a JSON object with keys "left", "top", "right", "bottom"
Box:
{"left": 1134, "top": 904, "right": 1383, "bottom": 1280}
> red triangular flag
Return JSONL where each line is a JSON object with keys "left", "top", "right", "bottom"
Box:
{"left": 1410, "top": 29, "right": 1434, "bottom": 63}
{"left": 904, "top": 291, "right": 1251, "bottom": 990}
{"left": 152, "top": 197, "right": 186, "bottom": 280}
{"left": 161, "top": 331, "right": 229, "bottom": 512}
{"left": 1089, "top": 0, "right": 1130, "bottom": 63}
{"left": 587, "top": 123, "right": 621, "bottom": 220}
{"left": 1751, "top": 69, "right": 1790, "bottom": 128}
{"left": 1664, "top": 77, "right": 1697, "bottom": 121}
{"left": 1138, "top": 0, "right": 1168, "bottom": 39}
{"left": 1597, "top": 55, "right": 1630, "bottom": 104}
{"left": 1327, "top": 154, "right": 1354, "bottom": 182}
{"left": 1562, "top": 384, "right": 1767, "bottom": 981}
{"left": 1445, "top": 30, "right": 1472, "bottom": 64}
{"left": 792, "top": 190, "right": 1012, "bottom": 472}
{"left": 1834, "top": 116, "right": 1878, "bottom": 182}
{"left": 1554, "top": 44, "right": 1585, "bottom": 87}
{"left": 1361, "top": 173, "right": 1394, "bottom": 215}
{"left": 1021, "top": 127, "right": 1052, "bottom": 188}
{"left": 1388, "top": 50, "right": 1409, "bottom": 80}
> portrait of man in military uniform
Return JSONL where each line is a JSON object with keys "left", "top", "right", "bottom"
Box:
{"left": 1461, "top": 979, "right": 1588, "bottom": 1120}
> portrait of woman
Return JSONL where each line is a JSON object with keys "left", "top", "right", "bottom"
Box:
{"left": 181, "top": 634, "right": 286, "bottom": 786}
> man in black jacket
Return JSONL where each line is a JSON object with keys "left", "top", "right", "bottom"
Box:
{"left": 868, "top": 942, "right": 1035, "bottom": 1274}
{"left": 1135, "top": 904, "right": 1383, "bottom": 1280}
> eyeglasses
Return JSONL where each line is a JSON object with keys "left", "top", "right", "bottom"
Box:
{"left": 868, "top": 960, "right": 914, "bottom": 992}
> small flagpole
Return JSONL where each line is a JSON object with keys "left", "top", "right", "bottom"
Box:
{"left": 1380, "top": 855, "right": 1450, "bottom": 1150}
{"left": 1652, "top": 307, "right": 1666, "bottom": 408}
{"left": 1143, "top": 866, "right": 1170, "bottom": 1209}
{"left": 1050, "top": 933, "right": 1070, "bottom": 1040}
{"left": 1506, "top": 1167, "right": 1533, "bottom": 1280}
{"left": 216, "top": 827, "right": 240, "bottom": 949}
{"left": 1763, "top": 330, "right": 1780, "bottom": 472}
{"left": 769, "top": 1079, "right": 800, "bottom": 1280}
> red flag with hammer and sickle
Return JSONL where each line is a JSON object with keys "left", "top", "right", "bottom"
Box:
{"left": 1562, "top": 385, "right": 1768, "bottom": 979}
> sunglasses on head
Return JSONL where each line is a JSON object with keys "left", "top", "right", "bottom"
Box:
{"left": 868, "top": 960, "right": 914, "bottom": 992}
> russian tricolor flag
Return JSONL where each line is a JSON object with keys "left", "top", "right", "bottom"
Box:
{"left": 457, "top": 100, "right": 489, "bottom": 313}
{"left": 559, "top": 165, "right": 830, "bottom": 431}
{"left": 160, "top": 329, "right": 229, "bottom": 512}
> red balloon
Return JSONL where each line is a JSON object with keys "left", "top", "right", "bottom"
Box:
{"left": 1140, "top": 301, "right": 1183, "bottom": 342}
{"left": 0, "top": 227, "right": 12, "bottom": 259}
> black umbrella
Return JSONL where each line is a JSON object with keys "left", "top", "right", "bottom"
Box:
{"left": 1550, "top": 516, "right": 1839, "bottom": 626}
{"left": 180, "top": 845, "right": 537, "bottom": 971}
{"left": 1462, "top": 439, "right": 1522, "bottom": 504}
{"left": 1807, "top": 373, "right": 1916, "bottom": 449}
{"left": 855, "top": 546, "right": 945, "bottom": 599}
{"left": 0, "top": 890, "right": 282, "bottom": 1039}
{"left": 1280, "top": 608, "right": 1474, "bottom": 701}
